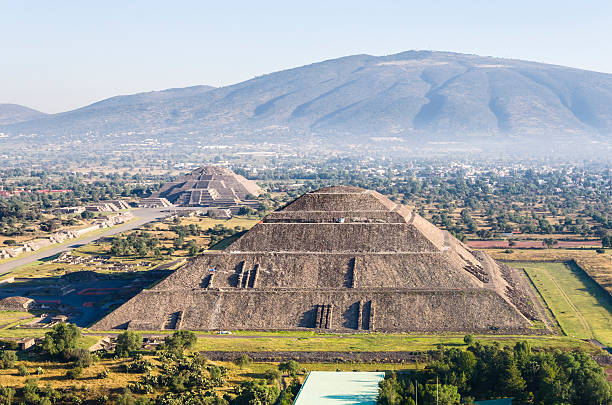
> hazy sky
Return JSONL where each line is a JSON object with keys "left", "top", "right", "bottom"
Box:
{"left": 2, "top": 1, "right": 611, "bottom": 113}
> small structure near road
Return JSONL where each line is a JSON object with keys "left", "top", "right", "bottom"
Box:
{"left": 293, "top": 371, "right": 385, "bottom": 405}
{"left": 0, "top": 212, "right": 133, "bottom": 260}
{"left": 18, "top": 337, "right": 37, "bottom": 351}
{"left": 137, "top": 197, "right": 173, "bottom": 208}
{"left": 207, "top": 208, "right": 232, "bottom": 219}
{"left": 88, "top": 336, "right": 116, "bottom": 352}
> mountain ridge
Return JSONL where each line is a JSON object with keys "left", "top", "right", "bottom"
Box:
{"left": 2, "top": 51, "right": 611, "bottom": 147}
{"left": 0, "top": 104, "right": 48, "bottom": 126}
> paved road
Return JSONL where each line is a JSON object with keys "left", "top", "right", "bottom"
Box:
{"left": 0, "top": 208, "right": 173, "bottom": 276}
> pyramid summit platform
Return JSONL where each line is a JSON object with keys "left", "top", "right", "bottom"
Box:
{"left": 93, "top": 186, "right": 548, "bottom": 333}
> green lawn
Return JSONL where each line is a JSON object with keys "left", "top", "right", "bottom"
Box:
{"left": 193, "top": 333, "right": 595, "bottom": 353}
{"left": 517, "top": 261, "right": 612, "bottom": 346}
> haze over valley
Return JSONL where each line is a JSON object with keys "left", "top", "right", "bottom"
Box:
{"left": 2, "top": 51, "right": 612, "bottom": 158}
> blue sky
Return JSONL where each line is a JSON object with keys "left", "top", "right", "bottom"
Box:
{"left": 1, "top": 0, "right": 611, "bottom": 113}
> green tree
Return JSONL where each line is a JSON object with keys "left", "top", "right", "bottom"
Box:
{"left": 233, "top": 354, "right": 252, "bottom": 369}
{"left": 0, "top": 350, "right": 17, "bottom": 369}
{"left": 68, "top": 348, "right": 95, "bottom": 368}
{"left": 278, "top": 360, "right": 299, "bottom": 376}
{"left": 187, "top": 240, "right": 200, "bottom": 256}
{"left": 42, "top": 322, "right": 80, "bottom": 358}
{"left": 378, "top": 374, "right": 402, "bottom": 405}
{"left": 502, "top": 360, "right": 527, "bottom": 400}
{"left": 263, "top": 369, "right": 281, "bottom": 384}
{"left": 116, "top": 331, "right": 143, "bottom": 357}
{"left": 232, "top": 380, "right": 279, "bottom": 405}
{"left": 163, "top": 330, "right": 197, "bottom": 353}
{"left": 422, "top": 383, "right": 461, "bottom": 405}
{"left": 277, "top": 379, "right": 302, "bottom": 405}
{"left": 463, "top": 334, "right": 474, "bottom": 346}
{"left": 542, "top": 238, "right": 557, "bottom": 248}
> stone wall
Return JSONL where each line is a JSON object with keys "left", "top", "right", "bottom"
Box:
{"left": 93, "top": 288, "right": 531, "bottom": 332}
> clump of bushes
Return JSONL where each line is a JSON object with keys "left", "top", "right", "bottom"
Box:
{"left": 0, "top": 350, "right": 17, "bottom": 369}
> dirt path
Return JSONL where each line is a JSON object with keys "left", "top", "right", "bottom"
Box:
{"left": 0, "top": 207, "right": 172, "bottom": 276}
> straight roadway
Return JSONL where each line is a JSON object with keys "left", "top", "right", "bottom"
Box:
{"left": 0, "top": 207, "right": 174, "bottom": 276}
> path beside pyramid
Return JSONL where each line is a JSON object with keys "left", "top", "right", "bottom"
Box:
{"left": 93, "top": 186, "right": 549, "bottom": 333}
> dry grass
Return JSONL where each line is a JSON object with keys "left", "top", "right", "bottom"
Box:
{"left": 0, "top": 354, "right": 413, "bottom": 396}
{"left": 0, "top": 357, "right": 145, "bottom": 392}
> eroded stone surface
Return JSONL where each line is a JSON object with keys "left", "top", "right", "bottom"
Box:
{"left": 93, "top": 186, "right": 548, "bottom": 333}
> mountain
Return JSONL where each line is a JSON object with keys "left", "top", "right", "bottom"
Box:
{"left": 0, "top": 104, "right": 47, "bottom": 125}
{"left": 2, "top": 51, "right": 612, "bottom": 148}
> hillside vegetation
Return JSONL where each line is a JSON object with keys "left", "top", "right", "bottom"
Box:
{"left": 2, "top": 51, "right": 612, "bottom": 151}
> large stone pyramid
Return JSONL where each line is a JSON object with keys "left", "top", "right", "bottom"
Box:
{"left": 94, "top": 186, "right": 547, "bottom": 333}
{"left": 153, "top": 166, "right": 261, "bottom": 207}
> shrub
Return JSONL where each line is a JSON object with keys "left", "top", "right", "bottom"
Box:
{"left": 120, "top": 359, "right": 153, "bottom": 373}
{"left": 278, "top": 360, "right": 299, "bottom": 375}
{"left": 116, "top": 331, "right": 143, "bottom": 357}
{"left": 17, "top": 363, "right": 30, "bottom": 376}
{"left": 97, "top": 369, "right": 110, "bottom": 379}
{"left": 66, "top": 366, "right": 83, "bottom": 379}
{"left": 0, "top": 386, "right": 15, "bottom": 404}
{"left": 264, "top": 369, "right": 281, "bottom": 383}
{"left": 35, "top": 366, "right": 44, "bottom": 375}
{"left": 0, "top": 350, "right": 17, "bottom": 369}
{"left": 96, "top": 395, "right": 109, "bottom": 404}
{"left": 233, "top": 380, "right": 280, "bottom": 405}
{"left": 208, "top": 364, "right": 227, "bottom": 387}
{"left": 65, "top": 348, "right": 95, "bottom": 368}
{"left": 163, "top": 330, "right": 197, "bottom": 353}
{"left": 463, "top": 334, "right": 474, "bottom": 346}
{"left": 234, "top": 354, "right": 252, "bottom": 369}
{"left": 127, "top": 382, "right": 154, "bottom": 394}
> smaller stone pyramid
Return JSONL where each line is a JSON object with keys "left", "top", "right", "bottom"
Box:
{"left": 154, "top": 166, "right": 261, "bottom": 208}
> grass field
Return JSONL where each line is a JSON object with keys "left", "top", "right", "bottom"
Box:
{"left": 487, "top": 248, "right": 612, "bottom": 296}
{"left": 190, "top": 333, "right": 597, "bottom": 353}
{"left": 515, "top": 261, "right": 612, "bottom": 346}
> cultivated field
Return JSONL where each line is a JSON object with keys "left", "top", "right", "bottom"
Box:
{"left": 487, "top": 248, "right": 612, "bottom": 297}
{"left": 467, "top": 240, "right": 602, "bottom": 248}
{"left": 514, "top": 261, "right": 612, "bottom": 346}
